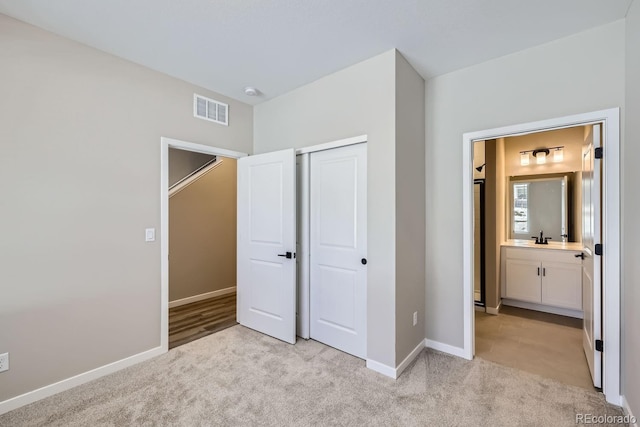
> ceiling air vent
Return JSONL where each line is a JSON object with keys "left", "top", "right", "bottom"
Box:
{"left": 194, "top": 94, "right": 228, "bottom": 126}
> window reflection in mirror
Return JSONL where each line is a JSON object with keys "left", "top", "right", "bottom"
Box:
{"left": 513, "top": 183, "right": 529, "bottom": 234}
{"left": 509, "top": 173, "right": 576, "bottom": 242}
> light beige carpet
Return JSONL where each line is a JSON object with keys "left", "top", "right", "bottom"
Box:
{"left": 0, "top": 325, "right": 624, "bottom": 426}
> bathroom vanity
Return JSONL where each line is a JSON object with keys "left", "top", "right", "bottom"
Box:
{"left": 500, "top": 240, "right": 584, "bottom": 318}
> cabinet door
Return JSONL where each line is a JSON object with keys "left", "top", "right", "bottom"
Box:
{"left": 505, "top": 259, "right": 541, "bottom": 303}
{"left": 541, "top": 262, "right": 582, "bottom": 310}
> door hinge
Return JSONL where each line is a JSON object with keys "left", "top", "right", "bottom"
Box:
{"left": 595, "top": 147, "right": 603, "bottom": 159}
{"left": 595, "top": 244, "right": 602, "bottom": 256}
{"left": 595, "top": 339, "right": 603, "bottom": 352}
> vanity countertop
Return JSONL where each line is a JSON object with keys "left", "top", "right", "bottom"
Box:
{"left": 501, "top": 239, "right": 583, "bottom": 251}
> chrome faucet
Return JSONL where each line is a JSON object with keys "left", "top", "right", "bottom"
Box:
{"left": 532, "top": 230, "right": 551, "bottom": 245}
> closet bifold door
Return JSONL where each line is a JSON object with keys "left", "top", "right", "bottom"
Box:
{"left": 309, "top": 143, "right": 367, "bottom": 359}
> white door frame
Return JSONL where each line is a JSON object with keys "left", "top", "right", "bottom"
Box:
{"left": 462, "top": 109, "right": 621, "bottom": 405}
{"left": 296, "top": 154, "right": 311, "bottom": 339}
{"left": 295, "top": 134, "right": 368, "bottom": 340}
{"left": 160, "top": 137, "right": 248, "bottom": 352}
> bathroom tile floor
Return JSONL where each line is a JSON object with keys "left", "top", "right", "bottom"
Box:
{"left": 475, "top": 305, "right": 594, "bottom": 390}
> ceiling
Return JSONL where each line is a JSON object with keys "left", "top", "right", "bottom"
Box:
{"left": 0, "top": 0, "right": 633, "bottom": 105}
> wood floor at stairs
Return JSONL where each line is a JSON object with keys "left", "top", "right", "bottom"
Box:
{"left": 169, "top": 293, "right": 237, "bottom": 349}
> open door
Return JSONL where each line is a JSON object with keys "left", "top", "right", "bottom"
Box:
{"left": 237, "top": 149, "right": 296, "bottom": 344}
{"left": 581, "top": 124, "right": 602, "bottom": 388}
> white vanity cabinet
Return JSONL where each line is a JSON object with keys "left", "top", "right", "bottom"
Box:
{"left": 501, "top": 242, "right": 583, "bottom": 317}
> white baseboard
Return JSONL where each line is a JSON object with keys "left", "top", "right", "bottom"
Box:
{"left": 168, "top": 286, "right": 236, "bottom": 308}
{"left": 474, "top": 305, "right": 486, "bottom": 312}
{"left": 366, "top": 359, "right": 396, "bottom": 379}
{"left": 396, "top": 339, "right": 426, "bottom": 378}
{"left": 486, "top": 301, "right": 501, "bottom": 315}
{"left": 0, "top": 346, "right": 165, "bottom": 416}
{"left": 502, "top": 298, "right": 583, "bottom": 319}
{"left": 425, "top": 339, "right": 468, "bottom": 359}
{"left": 622, "top": 395, "right": 639, "bottom": 427}
{"left": 366, "top": 339, "right": 426, "bottom": 380}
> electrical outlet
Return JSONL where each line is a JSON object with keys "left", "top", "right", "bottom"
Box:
{"left": 413, "top": 312, "right": 418, "bottom": 326}
{"left": 0, "top": 353, "right": 8, "bottom": 373}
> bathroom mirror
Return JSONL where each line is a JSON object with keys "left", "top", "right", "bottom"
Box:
{"left": 509, "top": 172, "right": 579, "bottom": 242}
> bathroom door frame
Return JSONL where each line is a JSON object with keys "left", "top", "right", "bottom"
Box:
{"left": 461, "top": 108, "right": 621, "bottom": 405}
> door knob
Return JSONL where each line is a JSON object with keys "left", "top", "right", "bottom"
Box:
{"left": 575, "top": 253, "right": 585, "bottom": 259}
{"left": 361, "top": 258, "right": 367, "bottom": 265}
{"left": 278, "top": 252, "right": 293, "bottom": 259}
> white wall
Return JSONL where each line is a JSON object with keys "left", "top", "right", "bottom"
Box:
{"left": 0, "top": 14, "right": 252, "bottom": 403}
{"left": 395, "top": 52, "right": 426, "bottom": 362}
{"left": 254, "top": 50, "right": 398, "bottom": 367}
{"left": 424, "top": 21, "right": 625, "bottom": 348}
{"left": 623, "top": 0, "right": 640, "bottom": 418}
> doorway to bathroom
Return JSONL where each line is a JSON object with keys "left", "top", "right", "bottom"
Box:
{"left": 472, "top": 126, "right": 592, "bottom": 389}
{"left": 462, "top": 108, "right": 621, "bottom": 405}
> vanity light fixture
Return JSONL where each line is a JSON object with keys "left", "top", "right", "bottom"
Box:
{"left": 520, "top": 146, "right": 564, "bottom": 166}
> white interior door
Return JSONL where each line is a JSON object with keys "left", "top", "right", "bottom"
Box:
{"left": 237, "top": 149, "right": 296, "bottom": 344}
{"left": 310, "top": 143, "right": 367, "bottom": 358}
{"left": 582, "top": 124, "right": 602, "bottom": 388}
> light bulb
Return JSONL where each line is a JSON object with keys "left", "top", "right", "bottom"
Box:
{"left": 554, "top": 148, "right": 563, "bottom": 162}
{"left": 536, "top": 152, "right": 546, "bottom": 164}
{"left": 520, "top": 152, "right": 529, "bottom": 166}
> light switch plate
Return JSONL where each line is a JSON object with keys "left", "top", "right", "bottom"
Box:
{"left": 145, "top": 228, "right": 156, "bottom": 242}
{"left": 0, "top": 353, "right": 8, "bottom": 373}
